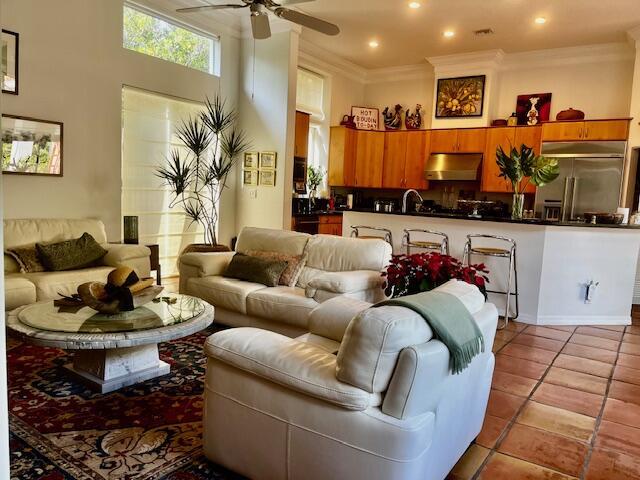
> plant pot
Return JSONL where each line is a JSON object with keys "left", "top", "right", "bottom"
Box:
{"left": 182, "top": 243, "right": 231, "bottom": 254}
{"left": 511, "top": 194, "right": 525, "bottom": 220}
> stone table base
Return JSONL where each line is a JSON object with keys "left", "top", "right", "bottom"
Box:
{"left": 65, "top": 344, "right": 170, "bottom": 393}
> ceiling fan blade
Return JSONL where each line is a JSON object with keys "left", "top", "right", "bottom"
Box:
{"left": 276, "top": 0, "right": 315, "bottom": 5}
{"left": 251, "top": 11, "right": 272, "bottom": 39}
{"left": 176, "top": 4, "right": 246, "bottom": 13}
{"left": 274, "top": 7, "right": 340, "bottom": 36}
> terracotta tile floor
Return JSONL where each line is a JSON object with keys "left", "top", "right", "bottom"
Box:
{"left": 448, "top": 308, "right": 640, "bottom": 480}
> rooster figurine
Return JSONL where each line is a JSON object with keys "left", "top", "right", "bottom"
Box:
{"left": 405, "top": 104, "right": 422, "bottom": 130}
{"left": 382, "top": 104, "right": 403, "bottom": 130}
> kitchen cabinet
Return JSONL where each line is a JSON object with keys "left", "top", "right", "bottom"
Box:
{"left": 328, "top": 127, "right": 384, "bottom": 187}
{"left": 481, "top": 126, "right": 540, "bottom": 193}
{"left": 382, "top": 130, "right": 430, "bottom": 189}
{"left": 430, "top": 128, "right": 486, "bottom": 153}
{"left": 294, "top": 111, "right": 310, "bottom": 157}
{"left": 317, "top": 214, "right": 343, "bottom": 236}
{"left": 328, "top": 126, "right": 357, "bottom": 186}
{"left": 542, "top": 119, "right": 630, "bottom": 142}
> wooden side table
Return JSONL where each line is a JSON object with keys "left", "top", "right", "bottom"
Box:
{"left": 147, "top": 244, "right": 161, "bottom": 285}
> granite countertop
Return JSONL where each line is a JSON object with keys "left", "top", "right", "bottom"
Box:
{"left": 292, "top": 210, "right": 345, "bottom": 217}
{"left": 346, "top": 209, "right": 640, "bottom": 229}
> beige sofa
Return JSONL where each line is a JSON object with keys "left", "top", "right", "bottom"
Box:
{"left": 179, "top": 227, "right": 392, "bottom": 337}
{"left": 4, "top": 218, "right": 151, "bottom": 311}
{"left": 202, "top": 280, "right": 498, "bottom": 480}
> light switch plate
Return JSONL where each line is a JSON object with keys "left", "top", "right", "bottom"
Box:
{"left": 249, "top": 189, "right": 257, "bottom": 199}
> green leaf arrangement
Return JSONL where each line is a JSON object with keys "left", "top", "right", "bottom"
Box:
{"left": 307, "top": 165, "right": 325, "bottom": 192}
{"left": 156, "top": 95, "right": 251, "bottom": 246}
{"left": 496, "top": 144, "right": 560, "bottom": 194}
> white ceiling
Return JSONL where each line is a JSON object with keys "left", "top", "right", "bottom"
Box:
{"left": 158, "top": 0, "right": 640, "bottom": 69}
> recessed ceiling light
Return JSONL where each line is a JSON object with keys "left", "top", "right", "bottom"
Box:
{"left": 535, "top": 17, "right": 547, "bottom": 24}
{"left": 443, "top": 30, "right": 455, "bottom": 38}
{"left": 369, "top": 40, "right": 379, "bottom": 48}
{"left": 408, "top": 2, "right": 421, "bottom": 8}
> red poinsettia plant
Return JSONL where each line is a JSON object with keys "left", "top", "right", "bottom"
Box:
{"left": 382, "top": 252, "right": 489, "bottom": 298}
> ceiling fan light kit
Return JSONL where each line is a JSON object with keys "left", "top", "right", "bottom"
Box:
{"left": 178, "top": 0, "right": 340, "bottom": 39}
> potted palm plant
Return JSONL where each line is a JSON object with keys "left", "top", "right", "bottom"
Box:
{"left": 156, "top": 96, "right": 250, "bottom": 252}
{"left": 496, "top": 144, "right": 560, "bottom": 219}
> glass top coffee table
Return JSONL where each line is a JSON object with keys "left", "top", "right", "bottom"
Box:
{"left": 7, "top": 294, "right": 214, "bottom": 393}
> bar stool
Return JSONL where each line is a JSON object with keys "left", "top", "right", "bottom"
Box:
{"left": 402, "top": 229, "right": 450, "bottom": 255}
{"left": 463, "top": 234, "right": 518, "bottom": 330}
{"left": 350, "top": 225, "right": 393, "bottom": 246}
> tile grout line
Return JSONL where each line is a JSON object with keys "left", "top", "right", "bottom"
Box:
{"left": 578, "top": 327, "right": 626, "bottom": 480}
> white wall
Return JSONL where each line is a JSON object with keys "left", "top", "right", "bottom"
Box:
{"left": 2, "top": 0, "right": 240, "bottom": 244}
{"left": 235, "top": 31, "right": 299, "bottom": 232}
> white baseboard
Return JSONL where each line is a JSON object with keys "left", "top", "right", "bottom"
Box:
{"left": 535, "top": 315, "right": 631, "bottom": 326}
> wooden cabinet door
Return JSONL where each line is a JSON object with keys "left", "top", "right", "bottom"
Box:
{"left": 354, "top": 130, "right": 385, "bottom": 187}
{"left": 382, "top": 132, "right": 408, "bottom": 189}
{"left": 583, "top": 120, "right": 630, "bottom": 141}
{"left": 457, "top": 128, "right": 487, "bottom": 153}
{"left": 405, "top": 130, "right": 430, "bottom": 190}
{"left": 430, "top": 129, "right": 458, "bottom": 153}
{"left": 515, "top": 126, "right": 542, "bottom": 194}
{"left": 294, "top": 111, "right": 310, "bottom": 157}
{"left": 542, "top": 121, "right": 584, "bottom": 141}
{"left": 328, "top": 127, "right": 357, "bottom": 186}
{"left": 482, "top": 127, "right": 515, "bottom": 193}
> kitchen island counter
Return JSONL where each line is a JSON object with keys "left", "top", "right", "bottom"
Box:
{"left": 343, "top": 211, "right": 640, "bottom": 326}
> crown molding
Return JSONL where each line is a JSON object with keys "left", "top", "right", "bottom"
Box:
{"left": 364, "top": 63, "right": 434, "bottom": 84}
{"left": 500, "top": 42, "right": 634, "bottom": 70}
{"left": 298, "top": 38, "right": 367, "bottom": 83}
{"left": 427, "top": 49, "right": 506, "bottom": 71}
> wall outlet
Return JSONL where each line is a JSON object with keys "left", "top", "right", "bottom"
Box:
{"left": 249, "top": 189, "right": 257, "bottom": 199}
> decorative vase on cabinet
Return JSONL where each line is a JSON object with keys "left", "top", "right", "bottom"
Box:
{"left": 512, "top": 194, "right": 525, "bottom": 220}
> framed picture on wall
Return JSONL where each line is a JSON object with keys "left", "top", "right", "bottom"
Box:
{"left": 243, "top": 169, "right": 258, "bottom": 186}
{"left": 2, "top": 30, "right": 18, "bottom": 95}
{"left": 259, "top": 170, "right": 276, "bottom": 187}
{"left": 516, "top": 93, "right": 552, "bottom": 125}
{"left": 243, "top": 151, "right": 259, "bottom": 169}
{"left": 259, "top": 151, "right": 277, "bottom": 169}
{"left": 2, "top": 115, "right": 63, "bottom": 176}
{"left": 435, "top": 75, "right": 485, "bottom": 118}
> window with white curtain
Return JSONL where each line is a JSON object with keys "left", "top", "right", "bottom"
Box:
{"left": 122, "top": 87, "right": 205, "bottom": 277}
{"left": 296, "top": 68, "right": 329, "bottom": 193}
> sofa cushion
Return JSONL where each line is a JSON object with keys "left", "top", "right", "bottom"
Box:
{"left": 305, "top": 235, "right": 392, "bottom": 273}
{"left": 223, "top": 253, "right": 289, "bottom": 287}
{"left": 236, "top": 227, "right": 310, "bottom": 256}
{"left": 4, "top": 218, "right": 108, "bottom": 249}
{"left": 337, "top": 306, "right": 434, "bottom": 394}
{"left": 23, "top": 266, "right": 113, "bottom": 301}
{"left": 5, "top": 245, "right": 45, "bottom": 273}
{"left": 5, "top": 275, "right": 37, "bottom": 311}
{"left": 36, "top": 233, "right": 108, "bottom": 271}
{"left": 308, "top": 296, "right": 371, "bottom": 342}
{"left": 246, "top": 287, "right": 318, "bottom": 329}
{"left": 187, "top": 276, "right": 266, "bottom": 314}
{"left": 245, "top": 250, "right": 307, "bottom": 287}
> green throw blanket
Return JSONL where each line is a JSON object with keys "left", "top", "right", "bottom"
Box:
{"left": 376, "top": 291, "right": 484, "bottom": 374}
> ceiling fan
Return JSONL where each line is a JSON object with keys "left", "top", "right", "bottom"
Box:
{"left": 176, "top": 0, "right": 340, "bottom": 40}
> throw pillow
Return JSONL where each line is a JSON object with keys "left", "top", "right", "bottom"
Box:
{"left": 223, "top": 253, "right": 289, "bottom": 287}
{"left": 245, "top": 250, "right": 307, "bottom": 287}
{"left": 5, "top": 245, "right": 46, "bottom": 273}
{"left": 36, "top": 232, "right": 108, "bottom": 271}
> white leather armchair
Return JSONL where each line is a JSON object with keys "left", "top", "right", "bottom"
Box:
{"left": 202, "top": 281, "right": 498, "bottom": 480}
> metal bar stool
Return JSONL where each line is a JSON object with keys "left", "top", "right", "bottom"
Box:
{"left": 463, "top": 234, "right": 518, "bottom": 330}
{"left": 350, "top": 225, "right": 393, "bottom": 246}
{"left": 402, "top": 229, "right": 450, "bottom": 255}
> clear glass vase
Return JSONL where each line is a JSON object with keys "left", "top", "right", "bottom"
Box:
{"left": 512, "top": 193, "right": 525, "bottom": 220}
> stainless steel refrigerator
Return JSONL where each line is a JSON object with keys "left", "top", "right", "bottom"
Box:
{"left": 535, "top": 141, "right": 626, "bottom": 221}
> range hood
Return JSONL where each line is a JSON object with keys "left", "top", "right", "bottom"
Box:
{"left": 425, "top": 153, "right": 482, "bottom": 181}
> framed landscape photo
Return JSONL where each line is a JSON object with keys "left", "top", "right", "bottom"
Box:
{"left": 243, "top": 169, "right": 258, "bottom": 186}
{"left": 259, "top": 170, "right": 276, "bottom": 187}
{"left": 2, "top": 30, "right": 18, "bottom": 95}
{"left": 351, "top": 106, "right": 379, "bottom": 130}
{"left": 435, "top": 75, "right": 485, "bottom": 118}
{"left": 259, "top": 151, "right": 277, "bottom": 169}
{"left": 243, "top": 151, "right": 259, "bottom": 169}
{"left": 2, "top": 115, "right": 63, "bottom": 176}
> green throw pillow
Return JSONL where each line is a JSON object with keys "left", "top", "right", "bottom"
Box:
{"left": 36, "top": 232, "right": 108, "bottom": 271}
{"left": 223, "top": 253, "right": 289, "bottom": 287}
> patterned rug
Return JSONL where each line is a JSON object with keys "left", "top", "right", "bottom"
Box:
{"left": 7, "top": 326, "right": 245, "bottom": 480}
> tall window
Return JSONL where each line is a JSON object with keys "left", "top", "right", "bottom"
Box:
{"left": 123, "top": 3, "right": 218, "bottom": 75}
{"left": 122, "top": 87, "right": 205, "bottom": 277}
{"left": 296, "top": 68, "right": 329, "bottom": 193}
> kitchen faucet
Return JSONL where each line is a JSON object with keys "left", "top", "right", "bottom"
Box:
{"left": 402, "top": 189, "right": 424, "bottom": 213}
